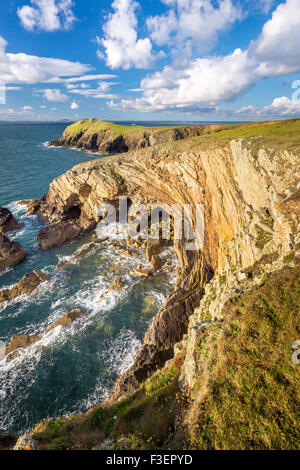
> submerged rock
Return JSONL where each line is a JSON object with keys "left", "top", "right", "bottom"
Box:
{"left": 0, "top": 233, "right": 26, "bottom": 272}
{"left": 56, "top": 239, "right": 105, "bottom": 270}
{"left": 0, "top": 270, "right": 50, "bottom": 303}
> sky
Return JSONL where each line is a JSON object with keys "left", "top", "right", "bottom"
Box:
{"left": 0, "top": 0, "right": 300, "bottom": 121}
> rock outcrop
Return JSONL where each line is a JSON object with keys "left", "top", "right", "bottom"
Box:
{"left": 0, "top": 233, "right": 26, "bottom": 272}
{"left": 0, "top": 270, "right": 50, "bottom": 302}
{"left": 48, "top": 119, "right": 219, "bottom": 154}
{"left": 0, "top": 207, "right": 21, "bottom": 233}
{"left": 5, "top": 308, "right": 86, "bottom": 362}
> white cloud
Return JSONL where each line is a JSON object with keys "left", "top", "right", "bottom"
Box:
{"left": 237, "top": 96, "right": 300, "bottom": 117}
{"left": 109, "top": 49, "right": 258, "bottom": 112}
{"left": 98, "top": 0, "right": 155, "bottom": 69}
{"left": 109, "top": 0, "right": 300, "bottom": 113}
{"left": 48, "top": 74, "right": 118, "bottom": 84}
{"left": 251, "top": 0, "right": 300, "bottom": 76}
{"left": 18, "top": 0, "right": 76, "bottom": 32}
{"left": 70, "top": 101, "right": 79, "bottom": 109}
{"left": 22, "top": 105, "right": 33, "bottom": 111}
{"left": 38, "top": 88, "right": 68, "bottom": 102}
{"left": 147, "top": 0, "right": 242, "bottom": 56}
{"left": 0, "top": 36, "right": 91, "bottom": 84}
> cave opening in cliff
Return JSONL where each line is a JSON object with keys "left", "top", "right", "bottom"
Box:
{"left": 64, "top": 205, "right": 81, "bottom": 220}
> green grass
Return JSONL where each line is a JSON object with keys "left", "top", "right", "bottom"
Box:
{"left": 186, "top": 263, "right": 300, "bottom": 450}
{"left": 64, "top": 118, "right": 178, "bottom": 138}
{"left": 161, "top": 118, "right": 300, "bottom": 153}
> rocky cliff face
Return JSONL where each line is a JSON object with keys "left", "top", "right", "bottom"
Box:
{"left": 28, "top": 135, "right": 300, "bottom": 405}
{"left": 48, "top": 119, "right": 219, "bottom": 154}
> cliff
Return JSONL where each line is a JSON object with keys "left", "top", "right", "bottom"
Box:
{"left": 13, "top": 119, "right": 300, "bottom": 450}
{"left": 48, "top": 118, "right": 227, "bottom": 154}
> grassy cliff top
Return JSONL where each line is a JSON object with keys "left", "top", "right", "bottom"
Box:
{"left": 63, "top": 118, "right": 189, "bottom": 137}
{"left": 163, "top": 118, "right": 300, "bottom": 153}
{"left": 63, "top": 118, "right": 228, "bottom": 138}
{"left": 64, "top": 118, "right": 300, "bottom": 152}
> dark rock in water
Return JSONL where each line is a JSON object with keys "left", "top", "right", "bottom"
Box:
{"left": 0, "top": 233, "right": 26, "bottom": 272}
{"left": 0, "top": 433, "right": 18, "bottom": 450}
{"left": 0, "top": 207, "right": 23, "bottom": 233}
{"left": 0, "top": 270, "right": 50, "bottom": 303}
{"left": 37, "top": 220, "right": 82, "bottom": 250}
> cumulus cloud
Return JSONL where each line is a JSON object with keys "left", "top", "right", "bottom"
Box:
{"left": 98, "top": 0, "right": 155, "bottom": 69}
{"left": 18, "top": 0, "right": 76, "bottom": 32}
{"left": 38, "top": 88, "right": 68, "bottom": 102}
{"left": 109, "top": 0, "right": 300, "bottom": 113}
{"left": 237, "top": 96, "right": 300, "bottom": 117}
{"left": 250, "top": 0, "right": 300, "bottom": 76}
{"left": 70, "top": 101, "right": 79, "bottom": 109}
{"left": 0, "top": 36, "right": 91, "bottom": 84}
{"left": 147, "top": 0, "right": 242, "bottom": 56}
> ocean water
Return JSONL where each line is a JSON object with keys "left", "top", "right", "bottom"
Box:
{"left": 0, "top": 123, "right": 178, "bottom": 434}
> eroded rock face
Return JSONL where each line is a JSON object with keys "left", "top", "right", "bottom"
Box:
{"left": 0, "top": 233, "right": 26, "bottom": 272}
{"left": 0, "top": 270, "right": 50, "bottom": 302}
{"left": 26, "top": 138, "right": 300, "bottom": 403}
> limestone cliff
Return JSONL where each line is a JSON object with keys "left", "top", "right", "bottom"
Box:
{"left": 48, "top": 118, "right": 222, "bottom": 154}
{"left": 18, "top": 119, "right": 300, "bottom": 450}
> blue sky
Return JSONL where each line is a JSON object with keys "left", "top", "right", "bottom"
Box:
{"left": 0, "top": 0, "right": 300, "bottom": 121}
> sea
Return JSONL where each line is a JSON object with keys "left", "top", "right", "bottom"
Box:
{"left": 0, "top": 121, "right": 185, "bottom": 434}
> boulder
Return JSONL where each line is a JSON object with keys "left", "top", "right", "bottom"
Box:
{"left": 0, "top": 207, "right": 20, "bottom": 233}
{"left": 146, "top": 239, "right": 164, "bottom": 262}
{"left": 18, "top": 199, "right": 41, "bottom": 216}
{"left": 37, "top": 220, "right": 82, "bottom": 251}
{"left": 0, "top": 270, "right": 50, "bottom": 303}
{"left": 130, "top": 268, "right": 152, "bottom": 278}
{"left": 0, "top": 233, "right": 26, "bottom": 272}
{"left": 108, "top": 277, "right": 124, "bottom": 291}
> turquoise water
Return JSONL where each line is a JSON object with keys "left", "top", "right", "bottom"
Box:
{"left": 0, "top": 123, "right": 177, "bottom": 434}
